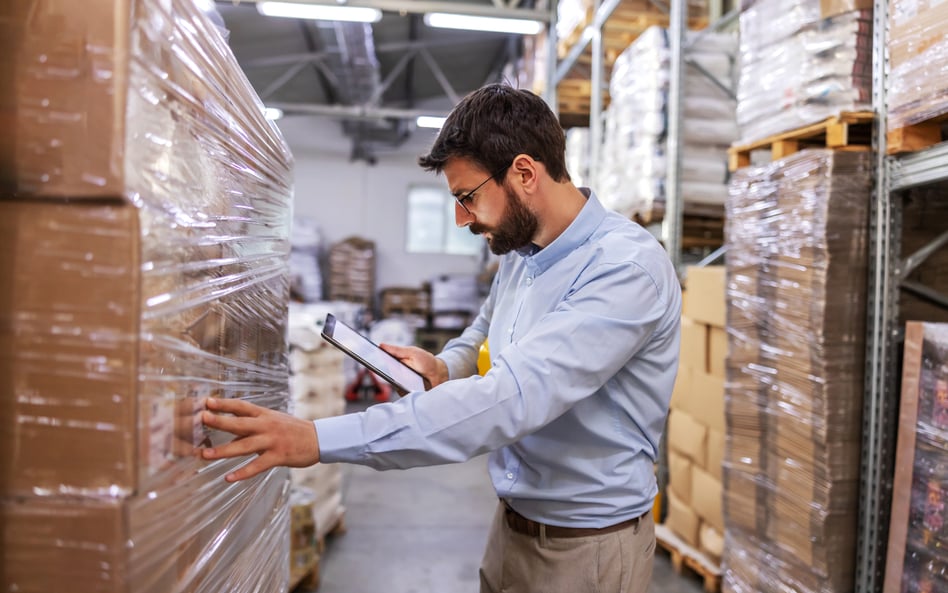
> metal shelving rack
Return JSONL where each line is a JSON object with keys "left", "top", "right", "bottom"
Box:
{"left": 858, "top": 1, "right": 948, "bottom": 592}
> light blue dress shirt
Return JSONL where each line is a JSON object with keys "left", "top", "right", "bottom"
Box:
{"left": 316, "top": 190, "right": 681, "bottom": 528}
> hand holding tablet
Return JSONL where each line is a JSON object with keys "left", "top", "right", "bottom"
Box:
{"left": 321, "top": 313, "right": 426, "bottom": 394}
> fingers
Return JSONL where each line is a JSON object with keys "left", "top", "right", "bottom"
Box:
{"left": 202, "top": 433, "right": 265, "bottom": 461}
{"left": 224, "top": 454, "right": 278, "bottom": 483}
{"left": 205, "top": 397, "right": 263, "bottom": 416}
{"left": 379, "top": 343, "right": 409, "bottom": 359}
{"left": 202, "top": 410, "right": 264, "bottom": 436}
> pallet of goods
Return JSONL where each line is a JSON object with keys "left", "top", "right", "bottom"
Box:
{"left": 1, "top": 1, "right": 295, "bottom": 591}
{"left": 886, "top": 0, "right": 948, "bottom": 154}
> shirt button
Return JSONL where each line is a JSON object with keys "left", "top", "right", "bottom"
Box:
{"left": 506, "top": 472, "right": 514, "bottom": 480}
{"left": 526, "top": 277, "right": 533, "bottom": 286}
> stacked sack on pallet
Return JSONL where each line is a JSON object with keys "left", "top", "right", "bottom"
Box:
{"left": 887, "top": 0, "right": 948, "bottom": 146}
{"left": 1, "top": 1, "right": 294, "bottom": 591}
{"left": 884, "top": 323, "right": 948, "bottom": 593}
{"left": 288, "top": 302, "right": 361, "bottom": 542}
{"left": 722, "top": 149, "right": 872, "bottom": 593}
{"left": 663, "top": 266, "right": 727, "bottom": 568}
{"left": 736, "top": 0, "right": 872, "bottom": 144}
{"left": 597, "top": 26, "right": 736, "bottom": 223}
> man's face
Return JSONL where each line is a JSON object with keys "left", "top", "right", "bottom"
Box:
{"left": 469, "top": 181, "right": 538, "bottom": 255}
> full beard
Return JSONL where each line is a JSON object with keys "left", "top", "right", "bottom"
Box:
{"left": 469, "top": 184, "right": 539, "bottom": 255}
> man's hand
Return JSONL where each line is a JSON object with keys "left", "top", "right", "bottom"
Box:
{"left": 201, "top": 397, "right": 319, "bottom": 482}
{"left": 380, "top": 343, "right": 449, "bottom": 390}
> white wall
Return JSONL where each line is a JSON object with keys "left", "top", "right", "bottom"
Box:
{"left": 277, "top": 116, "right": 485, "bottom": 293}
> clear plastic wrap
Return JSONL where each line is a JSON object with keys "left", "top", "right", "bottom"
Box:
{"left": 887, "top": 0, "right": 948, "bottom": 130}
{"left": 597, "top": 26, "right": 736, "bottom": 222}
{"left": 736, "top": 0, "right": 872, "bottom": 144}
{"left": 2, "top": 0, "right": 294, "bottom": 591}
{"left": 884, "top": 323, "right": 948, "bottom": 593}
{"left": 723, "top": 149, "right": 872, "bottom": 593}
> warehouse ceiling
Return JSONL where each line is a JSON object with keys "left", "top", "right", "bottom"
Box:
{"left": 214, "top": 0, "right": 548, "bottom": 163}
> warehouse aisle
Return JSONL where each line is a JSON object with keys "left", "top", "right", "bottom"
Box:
{"left": 308, "top": 414, "right": 706, "bottom": 593}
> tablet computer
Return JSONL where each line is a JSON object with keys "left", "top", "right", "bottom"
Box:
{"left": 321, "top": 313, "right": 426, "bottom": 394}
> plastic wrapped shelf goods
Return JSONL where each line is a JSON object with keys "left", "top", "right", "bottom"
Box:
{"left": 1, "top": 1, "right": 295, "bottom": 592}
{"left": 723, "top": 149, "right": 872, "bottom": 593}
{"left": 736, "top": 0, "right": 872, "bottom": 144}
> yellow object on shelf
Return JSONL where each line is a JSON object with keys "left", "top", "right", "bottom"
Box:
{"left": 478, "top": 341, "right": 491, "bottom": 376}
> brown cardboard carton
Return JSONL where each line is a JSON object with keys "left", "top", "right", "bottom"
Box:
{"left": 707, "top": 429, "right": 726, "bottom": 481}
{"left": 665, "top": 490, "right": 700, "bottom": 547}
{"left": 691, "top": 466, "right": 724, "bottom": 533}
{"left": 671, "top": 366, "right": 694, "bottom": 413}
{"left": 708, "top": 326, "right": 727, "bottom": 377}
{"left": 820, "top": 0, "right": 872, "bottom": 18}
{"left": 668, "top": 409, "right": 709, "bottom": 468}
{"left": 668, "top": 451, "right": 693, "bottom": 506}
{"left": 692, "top": 371, "right": 726, "bottom": 433}
{"left": 683, "top": 266, "right": 726, "bottom": 328}
{"left": 680, "top": 316, "right": 708, "bottom": 372}
{"left": 699, "top": 523, "right": 724, "bottom": 563}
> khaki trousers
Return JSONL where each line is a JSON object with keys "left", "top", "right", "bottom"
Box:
{"left": 479, "top": 501, "right": 655, "bottom": 593}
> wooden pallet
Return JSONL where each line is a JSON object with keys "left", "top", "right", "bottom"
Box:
{"left": 655, "top": 524, "right": 722, "bottom": 593}
{"left": 727, "top": 111, "right": 875, "bottom": 172}
{"left": 316, "top": 512, "right": 348, "bottom": 555}
{"left": 289, "top": 557, "right": 320, "bottom": 592}
{"left": 887, "top": 112, "right": 948, "bottom": 154}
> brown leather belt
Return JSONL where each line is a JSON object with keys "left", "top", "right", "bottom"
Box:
{"left": 502, "top": 501, "right": 647, "bottom": 538}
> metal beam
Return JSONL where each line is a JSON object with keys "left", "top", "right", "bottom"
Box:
{"left": 890, "top": 141, "right": 948, "bottom": 191}
{"left": 900, "top": 229, "right": 948, "bottom": 280}
{"left": 370, "top": 48, "right": 419, "bottom": 104}
{"left": 661, "top": 0, "right": 686, "bottom": 272}
{"left": 267, "top": 101, "right": 448, "bottom": 120}
{"left": 683, "top": 7, "right": 739, "bottom": 51}
{"left": 260, "top": 60, "right": 311, "bottom": 99}
{"left": 684, "top": 57, "right": 737, "bottom": 100}
{"left": 224, "top": 0, "right": 550, "bottom": 21}
{"left": 243, "top": 37, "right": 498, "bottom": 69}
{"left": 901, "top": 281, "right": 948, "bottom": 310}
{"left": 554, "top": 0, "right": 621, "bottom": 84}
{"left": 419, "top": 47, "right": 461, "bottom": 104}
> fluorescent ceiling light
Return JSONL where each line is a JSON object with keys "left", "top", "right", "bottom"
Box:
{"left": 416, "top": 115, "right": 447, "bottom": 129}
{"left": 264, "top": 107, "right": 284, "bottom": 121}
{"left": 257, "top": 2, "right": 382, "bottom": 23}
{"left": 424, "top": 12, "right": 544, "bottom": 35}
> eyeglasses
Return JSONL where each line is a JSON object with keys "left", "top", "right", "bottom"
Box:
{"left": 454, "top": 165, "right": 509, "bottom": 215}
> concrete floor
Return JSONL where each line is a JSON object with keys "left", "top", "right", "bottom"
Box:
{"left": 306, "top": 432, "right": 706, "bottom": 593}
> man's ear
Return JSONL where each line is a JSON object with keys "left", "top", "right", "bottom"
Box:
{"left": 511, "top": 154, "right": 540, "bottom": 193}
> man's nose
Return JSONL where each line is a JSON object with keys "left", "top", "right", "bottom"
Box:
{"left": 455, "top": 202, "right": 474, "bottom": 227}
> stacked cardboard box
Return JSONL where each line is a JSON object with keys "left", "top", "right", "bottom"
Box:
{"left": 328, "top": 236, "right": 376, "bottom": 309}
{"left": 884, "top": 323, "right": 948, "bottom": 593}
{"left": 722, "top": 149, "right": 872, "bottom": 593}
{"left": 287, "top": 303, "right": 349, "bottom": 541}
{"left": 665, "top": 265, "right": 727, "bottom": 563}
{"left": 1, "top": 1, "right": 294, "bottom": 591}
{"left": 888, "top": 0, "right": 948, "bottom": 131}
{"left": 289, "top": 490, "right": 319, "bottom": 584}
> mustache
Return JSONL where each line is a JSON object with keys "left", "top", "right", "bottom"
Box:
{"left": 469, "top": 223, "right": 488, "bottom": 235}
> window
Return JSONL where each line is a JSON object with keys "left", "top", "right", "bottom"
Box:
{"left": 406, "top": 185, "right": 484, "bottom": 256}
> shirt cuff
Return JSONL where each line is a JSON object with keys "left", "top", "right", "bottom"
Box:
{"left": 436, "top": 350, "right": 468, "bottom": 380}
{"left": 314, "top": 413, "right": 367, "bottom": 464}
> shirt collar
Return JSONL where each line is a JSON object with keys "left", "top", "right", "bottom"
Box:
{"left": 518, "top": 188, "right": 606, "bottom": 276}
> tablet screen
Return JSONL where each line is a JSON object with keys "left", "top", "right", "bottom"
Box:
{"left": 321, "top": 313, "right": 426, "bottom": 394}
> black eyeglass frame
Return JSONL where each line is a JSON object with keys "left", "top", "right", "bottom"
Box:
{"left": 454, "top": 164, "right": 510, "bottom": 215}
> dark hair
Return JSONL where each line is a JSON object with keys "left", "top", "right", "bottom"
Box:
{"left": 418, "top": 83, "right": 571, "bottom": 183}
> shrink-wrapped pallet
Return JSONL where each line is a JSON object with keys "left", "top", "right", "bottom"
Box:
{"left": 1, "top": 1, "right": 294, "bottom": 591}
{"left": 722, "top": 149, "right": 872, "bottom": 593}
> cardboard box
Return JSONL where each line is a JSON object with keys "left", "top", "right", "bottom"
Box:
{"left": 671, "top": 366, "right": 694, "bottom": 412}
{"left": 683, "top": 266, "right": 725, "bottom": 328}
{"left": 668, "top": 451, "right": 693, "bottom": 505}
{"left": 680, "top": 316, "right": 708, "bottom": 372}
{"left": 820, "top": 0, "right": 872, "bottom": 19}
{"left": 707, "top": 429, "right": 726, "bottom": 481}
{"left": 664, "top": 490, "right": 700, "bottom": 547}
{"left": 668, "top": 409, "right": 709, "bottom": 467}
{"left": 692, "top": 371, "right": 726, "bottom": 433}
{"left": 708, "top": 326, "right": 727, "bottom": 377}
{"left": 699, "top": 523, "right": 724, "bottom": 563}
{"left": 691, "top": 466, "right": 724, "bottom": 533}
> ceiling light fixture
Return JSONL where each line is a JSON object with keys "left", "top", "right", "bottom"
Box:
{"left": 264, "top": 107, "right": 284, "bottom": 121}
{"left": 257, "top": 1, "right": 382, "bottom": 23}
{"left": 416, "top": 116, "right": 447, "bottom": 129}
{"left": 423, "top": 12, "right": 544, "bottom": 35}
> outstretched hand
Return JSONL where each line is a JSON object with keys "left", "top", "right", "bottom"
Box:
{"left": 201, "top": 397, "right": 320, "bottom": 482}
{"left": 380, "top": 343, "right": 450, "bottom": 390}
